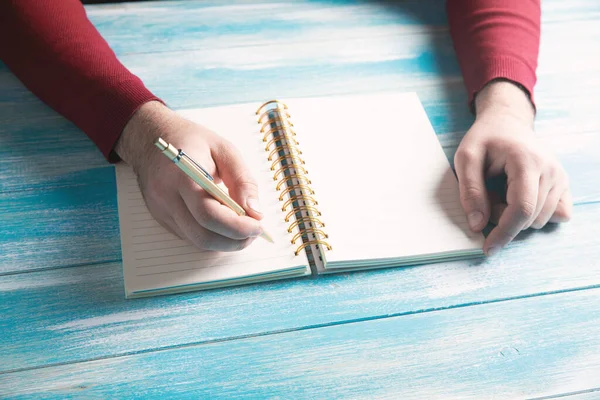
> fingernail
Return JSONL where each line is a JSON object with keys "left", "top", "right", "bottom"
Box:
{"left": 487, "top": 246, "right": 500, "bottom": 257}
{"left": 468, "top": 212, "right": 483, "bottom": 230}
{"left": 247, "top": 198, "right": 261, "bottom": 214}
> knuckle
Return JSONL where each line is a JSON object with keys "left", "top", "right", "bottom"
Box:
{"left": 455, "top": 147, "right": 479, "bottom": 165}
{"left": 544, "top": 163, "right": 558, "bottom": 180}
{"left": 516, "top": 200, "right": 536, "bottom": 219}
{"left": 525, "top": 151, "right": 545, "bottom": 172}
{"left": 555, "top": 167, "right": 570, "bottom": 188}
{"left": 217, "top": 138, "right": 240, "bottom": 159}
{"left": 508, "top": 149, "right": 536, "bottom": 171}
{"left": 236, "top": 177, "right": 259, "bottom": 193}
{"left": 460, "top": 185, "right": 483, "bottom": 203}
{"left": 530, "top": 153, "right": 544, "bottom": 170}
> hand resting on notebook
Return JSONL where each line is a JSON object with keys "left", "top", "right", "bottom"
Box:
{"left": 114, "top": 101, "right": 265, "bottom": 252}
{"left": 454, "top": 80, "right": 572, "bottom": 256}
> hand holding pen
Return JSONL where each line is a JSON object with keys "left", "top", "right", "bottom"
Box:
{"left": 154, "top": 137, "right": 273, "bottom": 244}
{"left": 115, "top": 101, "right": 271, "bottom": 251}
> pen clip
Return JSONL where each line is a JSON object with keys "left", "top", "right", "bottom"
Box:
{"left": 178, "top": 150, "right": 214, "bottom": 181}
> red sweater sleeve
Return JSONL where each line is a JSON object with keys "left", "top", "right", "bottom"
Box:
{"left": 446, "top": 0, "right": 541, "bottom": 111}
{"left": 0, "top": 0, "right": 162, "bottom": 162}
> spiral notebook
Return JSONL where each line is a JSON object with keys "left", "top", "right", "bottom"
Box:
{"left": 115, "top": 92, "right": 485, "bottom": 298}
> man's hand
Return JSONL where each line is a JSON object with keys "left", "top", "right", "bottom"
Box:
{"left": 454, "top": 81, "right": 572, "bottom": 256}
{"left": 115, "top": 101, "right": 264, "bottom": 251}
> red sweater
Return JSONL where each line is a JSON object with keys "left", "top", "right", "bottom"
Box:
{"left": 0, "top": 0, "right": 540, "bottom": 162}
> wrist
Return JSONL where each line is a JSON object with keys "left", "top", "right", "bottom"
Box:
{"left": 115, "top": 100, "right": 172, "bottom": 168}
{"left": 474, "top": 80, "right": 535, "bottom": 126}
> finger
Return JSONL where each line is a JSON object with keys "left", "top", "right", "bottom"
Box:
{"left": 180, "top": 183, "right": 262, "bottom": 240}
{"left": 485, "top": 166, "right": 539, "bottom": 255}
{"left": 212, "top": 139, "right": 263, "bottom": 220}
{"left": 172, "top": 197, "right": 256, "bottom": 251}
{"left": 530, "top": 187, "right": 562, "bottom": 229}
{"left": 161, "top": 215, "right": 187, "bottom": 240}
{"left": 454, "top": 146, "right": 491, "bottom": 232}
{"left": 550, "top": 188, "right": 573, "bottom": 223}
{"left": 524, "top": 175, "right": 552, "bottom": 230}
{"left": 490, "top": 203, "right": 507, "bottom": 226}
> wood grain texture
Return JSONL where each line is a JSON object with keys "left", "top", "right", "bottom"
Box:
{"left": 1, "top": 0, "right": 599, "bottom": 397}
{"left": 2, "top": 289, "right": 599, "bottom": 399}
{"left": 2, "top": 201, "right": 599, "bottom": 372}
{"left": 0, "top": 183, "right": 121, "bottom": 274}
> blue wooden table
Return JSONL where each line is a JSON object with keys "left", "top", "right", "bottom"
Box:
{"left": 2, "top": 0, "right": 600, "bottom": 398}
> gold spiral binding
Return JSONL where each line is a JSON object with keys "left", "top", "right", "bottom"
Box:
{"left": 267, "top": 145, "right": 302, "bottom": 162}
{"left": 285, "top": 206, "right": 321, "bottom": 223}
{"left": 276, "top": 173, "right": 311, "bottom": 191}
{"left": 291, "top": 229, "right": 328, "bottom": 245}
{"left": 260, "top": 118, "right": 293, "bottom": 134}
{"left": 295, "top": 240, "right": 333, "bottom": 257}
{"left": 273, "top": 164, "right": 308, "bottom": 181}
{"left": 270, "top": 154, "right": 305, "bottom": 171}
{"left": 278, "top": 184, "right": 315, "bottom": 201}
{"left": 265, "top": 135, "right": 299, "bottom": 152}
{"left": 256, "top": 100, "right": 287, "bottom": 115}
{"left": 287, "top": 216, "right": 325, "bottom": 233}
{"left": 281, "top": 194, "right": 318, "bottom": 212}
{"left": 255, "top": 100, "right": 332, "bottom": 257}
{"left": 262, "top": 126, "right": 296, "bottom": 142}
{"left": 257, "top": 109, "right": 291, "bottom": 124}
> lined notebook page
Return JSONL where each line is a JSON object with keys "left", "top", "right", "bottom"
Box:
{"left": 116, "top": 104, "right": 309, "bottom": 297}
{"left": 284, "top": 92, "right": 484, "bottom": 267}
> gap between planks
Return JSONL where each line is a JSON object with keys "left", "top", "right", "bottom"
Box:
{"left": 2, "top": 283, "right": 599, "bottom": 376}
{"left": 528, "top": 387, "right": 600, "bottom": 400}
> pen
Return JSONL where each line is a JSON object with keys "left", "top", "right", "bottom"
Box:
{"left": 154, "top": 137, "right": 274, "bottom": 244}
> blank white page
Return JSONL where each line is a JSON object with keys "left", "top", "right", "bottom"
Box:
{"left": 116, "top": 104, "right": 309, "bottom": 298}
{"left": 283, "top": 92, "right": 484, "bottom": 267}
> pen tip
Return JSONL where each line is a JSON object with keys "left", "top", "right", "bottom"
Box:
{"left": 260, "top": 231, "right": 275, "bottom": 244}
{"left": 154, "top": 137, "right": 168, "bottom": 151}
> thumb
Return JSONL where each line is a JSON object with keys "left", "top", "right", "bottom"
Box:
{"left": 454, "top": 145, "right": 490, "bottom": 232}
{"left": 213, "top": 139, "right": 263, "bottom": 220}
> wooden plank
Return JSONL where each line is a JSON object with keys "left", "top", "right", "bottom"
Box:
{"left": 0, "top": 183, "right": 121, "bottom": 274}
{"left": 78, "top": 0, "right": 600, "bottom": 56}
{"left": 0, "top": 117, "right": 110, "bottom": 192}
{"left": 1, "top": 288, "right": 598, "bottom": 398}
{"left": 1, "top": 201, "right": 599, "bottom": 372}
